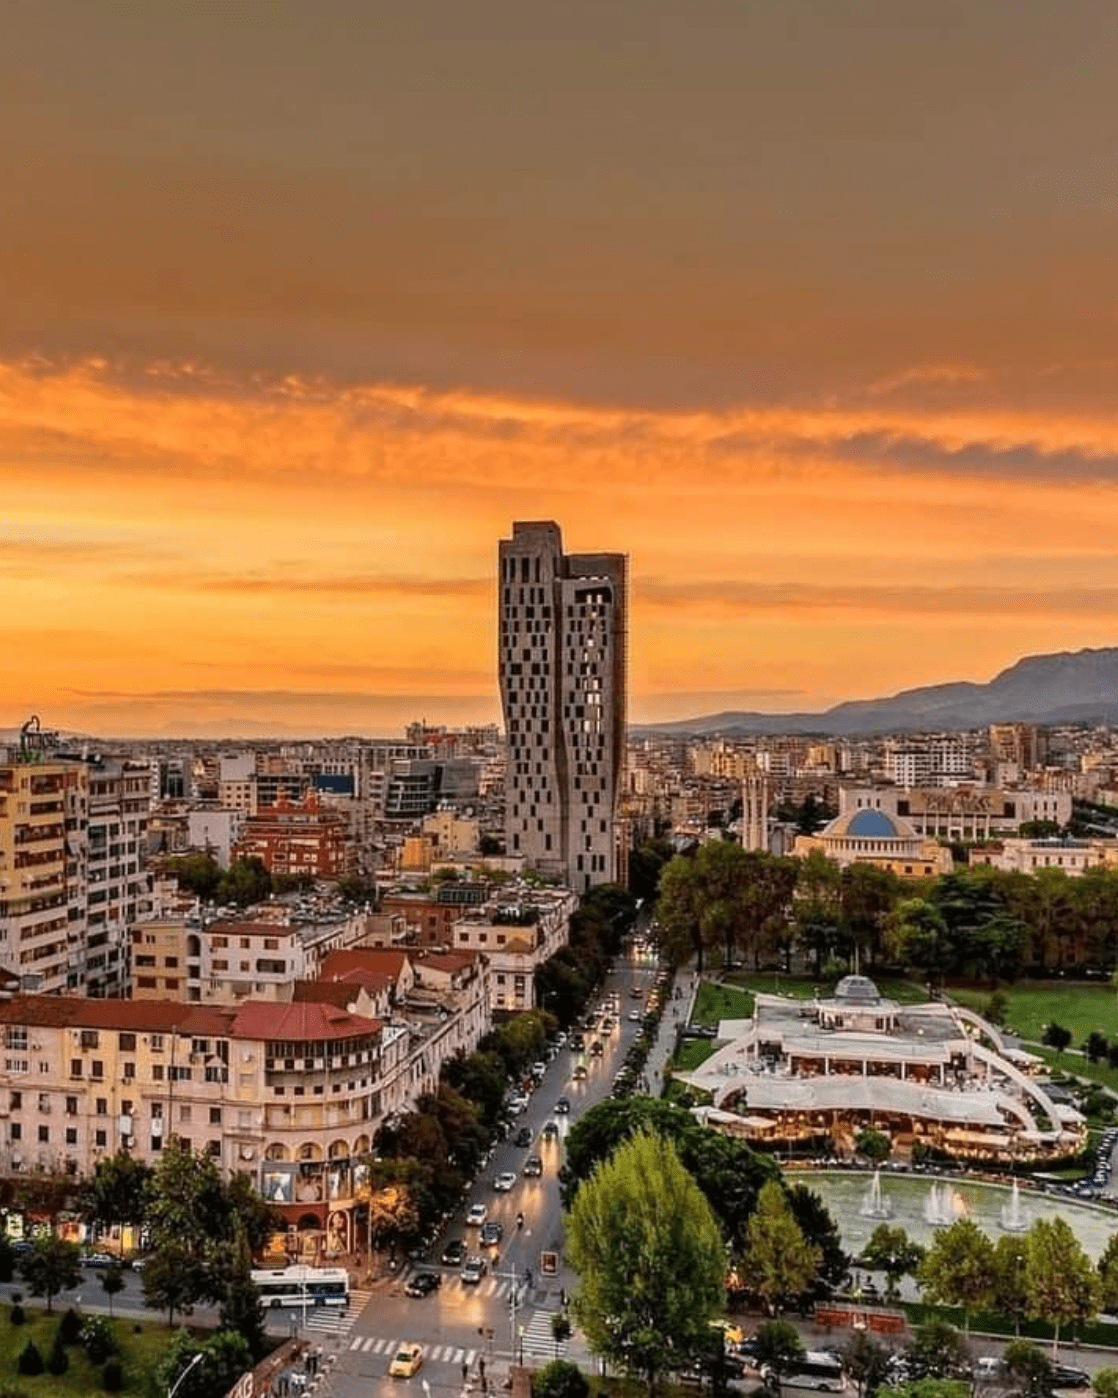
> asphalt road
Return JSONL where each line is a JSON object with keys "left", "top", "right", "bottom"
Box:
{"left": 316, "top": 944, "right": 668, "bottom": 1398}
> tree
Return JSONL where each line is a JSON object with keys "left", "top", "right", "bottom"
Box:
{"left": 1025, "top": 1217, "right": 1099, "bottom": 1358}
{"left": 1043, "top": 1022, "right": 1073, "bottom": 1054}
{"left": 560, "top": 1097, "right": 778, "bottom": 1250}
{"left": 100, "top": 1263, "right": 125, "bottom": 1317}
{"left": 81, "top": 1148, "right": 151, "bottom": 1232}
{"left": 908, "top": 1320, "right": 971, "bottom": 1380}
{"left": 534, "top": 1359, "right": 588, "bottom": 1398}
{"left": 566, "top": 1130, "right": 725, "bottom": 1398}
{"left": 890, "top": 1383, "right": 969, "bottom": 1398}
{"left": 629, "top": 839, "right": 675, "bottom": 905}
{"left": 1002, "top": 1341, "right": 1053, "bottom": 1398}
{"left": 1098, "top": 1232, "right": 1118, "bottom": 1314}
{"left": 784, "top": 1183, "right": 849, "bottom": 1291}
{"left": 919, "top": 1219, "right": 995, "bottom": 1335}
{"left": 1093, "top": 1370, "right": 1118, "bottom": 1398}
{"left": 155, "top": 1329, "right": 252, "bottom": 1398}
{"left": 218, "top": 856, "right": 272, "bottom": 908}
{"left": 19, "top": 1235, "right": 81, "bottom": 1313}
{"left": 217, "top": 1223, "right": 267, "bottom": 1360}
{"left": 854, "top": 1128, "right": 891, "bottom": 1165}
{"left": 166, "top": 852, "right": 222, "bottom": 899}
{"left": 550, "top": 1311, "right": 573, "bottom": 1359}
{"left": 860, "top": 1224, "right": 924, "bottom": 1302}
{"left": 657, "top": 844, "right": 751, "bottom": 972}
{"left": 1086, "top": 1031, "right": 1110, "bottom": 1064}
{"left": 744, "top": 1181, "right": 820, "bottom": 1315}
{"left": 992, "top": 1234, "right": 1030, "bottom": 1336}
{"left": 143, "top": 1139, "right": 229, "bottom": 1325}
{"left": 752, "top": 1319, "right": 804, "bottom": 1397}
{"left": 224, "top": 1172, "right": 276, "bottom": 1255}
{"left": 842, "top": 1330, "right": 890, "bottom": 1398}
{"left": 885, "top": 898, "right": 948, "bottom": 976}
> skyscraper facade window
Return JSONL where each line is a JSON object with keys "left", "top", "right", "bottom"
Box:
{"left": 498, "top": 521, "right": 627, "bottom": 892}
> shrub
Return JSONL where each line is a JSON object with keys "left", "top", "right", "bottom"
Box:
{"left": 46, "top": 1337, "right": 69, "bottom": 1376}
{"left": 81, "top": 1315, "right": 116, "bottom": 1364}
{"left": 16, "top": 1341, "right": 43, "bottom": 1376}
{"left": 9, "top": 1303, "right": 24, "bottom": 1326}
{"left": 102, "top": 1356, "right": 124, "bottom": 1392}
{"left": 533, "top": 1360, "right": 589, "bottom": 1398}
{"left": 59, "top": 1306, "right": 84, "bottom": 1345}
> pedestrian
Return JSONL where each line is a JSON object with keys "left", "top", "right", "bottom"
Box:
{"left": 479, "top": 1357, "right": 486, "bottom": 1379}
{"left": 462, "top": 1361, "right": 469, "bottom": 1385}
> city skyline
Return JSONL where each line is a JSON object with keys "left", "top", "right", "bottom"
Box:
{"left": 6, "top": 3, "right": 1118, "bottom": 737}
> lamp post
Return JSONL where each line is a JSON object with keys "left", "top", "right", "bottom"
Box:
{"left": 168, "top": 1351, "right": 204, "bottom": 1398}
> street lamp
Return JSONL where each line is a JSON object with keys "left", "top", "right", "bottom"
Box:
{"left": 168, "top": 1351, "right": 204, "bottom": 1398}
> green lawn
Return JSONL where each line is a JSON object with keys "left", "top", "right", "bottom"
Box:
{"left": 950, "top": 981, "right": 1118, "bottom": 1046}
{"left": 691, "top": 982, "right": 754, "bottom": 1025}
{"left": 0, "top": 1307, "right": 177, "bottom": 1395}
{"left": 671, "top": 1037, "right": 720, "bottom": 1072}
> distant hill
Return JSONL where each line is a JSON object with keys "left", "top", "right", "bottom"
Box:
{"left": 633, "top": 647, "right": 1118, "bottom": 737}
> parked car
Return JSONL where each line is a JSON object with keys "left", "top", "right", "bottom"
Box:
{"left": 1050, "top": 1366, "right": 1091, "bottom": 1390}
{"left": 514, "top": 1126, "right": 532, "bottom": 1148}
{"left": 82, "top": 1252, "right": 117, "bottom": 1268}
{"left": 404, "top": 1272, "right": 441, "bottom": 1298}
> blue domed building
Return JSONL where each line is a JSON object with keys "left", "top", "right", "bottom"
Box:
{"left": 794, "top": 805, "right": 953, "bottom": 877}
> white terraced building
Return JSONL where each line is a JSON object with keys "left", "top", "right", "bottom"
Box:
{"left": 680, "top": 975, "right": 1084, "bottom": 1163}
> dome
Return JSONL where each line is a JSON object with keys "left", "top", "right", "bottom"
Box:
{"left": 847, "top": 808, "right": 903, "bottom": 838}
{"left": 833, "top": 974, "right": 881, "bottom": 1004}
{"left": 819, "top": 807, "right": 920, "bottom": 841}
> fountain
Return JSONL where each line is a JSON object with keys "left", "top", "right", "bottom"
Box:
{"left": 923, "top": 1181, "right": 963, "bottom": 1227}
{"left": 860, "top": 1169, "right": 894, "bottom": 1219}
{"left": 1000, "top": 1179, "right": 1031, "bottom": 1233}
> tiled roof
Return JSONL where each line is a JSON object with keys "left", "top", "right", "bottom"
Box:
{"left": 319, "top": 949, "right": 409, "bottom": 979}
{"left": 0, "top": 995, "right": 237, "bottom": 1035}
{"left": 229, "top": 1000, "right": 381, "bottom": 1042}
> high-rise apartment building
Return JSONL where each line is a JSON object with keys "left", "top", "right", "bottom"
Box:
{"left": 498, "top": 520, "right": 627, "bottom": 892}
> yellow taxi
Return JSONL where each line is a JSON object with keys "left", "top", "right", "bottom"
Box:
{"left": 389, "top": 1343, "right": 424, "bottom": 1378}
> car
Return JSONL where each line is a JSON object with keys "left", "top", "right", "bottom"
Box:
{"left": 389, "top": 1343, "right": 424, "bottom": 1378}
{"left": 129, "top": 1255, "right": 147, "bottom": 1271}
{"left": 974, "top": 1358, "right": 1003, "bottom": 1382}
{"left": 554, "top": 1097, "right": 571, "bottom": 1115}
{"left": 466, "top": 1203, "right": 488, "bottom": 1227}
{"left": 461, "top": 1256, "right": 487, "bottom": 1285}
{"left": 514, "top": 1126, "right": 533, "bottom": 1148}
{"left": 493, "top": 1172, "right": 517, "bottom": 1193}
{"left": 628, "top": 1009, "right": 641, "bottom": 1021}
{"left": 531, "top": 1061, "right": 547, "bottom": 1078}
{"left": 589, "top": 1040, "right": 603, "bottom": 1056}
{"left": 523, "top": 1155, "right": 544, "bottom": 1177}
{"left": 542, "top": 1120, "right": 559, "bottom": 1138}
{"left": 1051, "top": 1366, "right": 1091, "bottom": 1389}
{"left": 404, "top": 1271, "right": 442, "bottom": 1298}
{"left": 570, "top": 1034, "right": 585, "bottom": 1051}
{"left": 630, "top": 986, "right": 643, "bottom": 998}
{"left": 441, "top": 1238, "right": 467, "bottom": 1266}
{"left": 572, "top": 1064, "right": 588, "bottom": 1081}
{"left": 480, "top": 1220, "right": 504, "bottom": 1247}
{"left": 82, "top": 1251, "right": 117, "bottom": 1268}
{"left": 507, "top": 1094, "right": 529, "bottom": 1115}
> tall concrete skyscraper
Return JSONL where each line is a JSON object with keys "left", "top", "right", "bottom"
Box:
{"left": 498, "top": 521, "right": 627, "bottom": 892}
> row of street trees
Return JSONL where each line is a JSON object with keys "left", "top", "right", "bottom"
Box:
{"left": 657, "top": 844, "right": 1118, "bottom": 978}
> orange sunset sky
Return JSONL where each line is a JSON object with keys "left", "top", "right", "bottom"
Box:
{"left": 4, "top": 1, "right": 1118, "bottom": 737}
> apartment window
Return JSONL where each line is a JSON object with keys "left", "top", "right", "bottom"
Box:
{"left": 91, "top": 1061, "right": 104, "bottom": 1079}
{"left": 65, "top": 1097, "right": 77, "bottom": 1116}
{"left": 65, "top": 1128, "right": 77, "bottom": 1145}
{"left": 94, "top": 1130, "right": 107, "bottom": 1148}
{"left": 208, "top": 1107, "right": 222, "bottom": 1125}
{"left": 95, "top": 1098, "right": 107, "bottom": 1116}
{"left": 150, "top": 1035, "right": 164, "bottom": 1051}
{"left": 9, "top": 1092, "right": 20, "bottom": 1110}
{"left": 37, "top": 1094, "right": 49, "bottom": 1113}
{"left": 9, "top": 1124, "right": 20, "bottom": 1141}
{"left": 123, "top": 1062, "right": 135, "bottom": 1080}
{"left": 70, "top": 1059, "right": 82, "bottom": 1078}
{"left": 179, "top": 1106, "right": 191, "bottom": 1124}
{"left": 207, "top": 1140, "right": 220, "bottom": 1158}
{"left": 38, "top": 1125, "right": 49, "bottom": 1143}
{"left": 152, "top": 1064, "right": 164, "bottom": 1081}
{"left": 118, "top": 1032, "right": 136, "bottom": 1052}
{"left": 80, "top": 1030, "right": 99, "bottom": 1050}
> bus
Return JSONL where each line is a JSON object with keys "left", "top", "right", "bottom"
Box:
{"left": 250, "top": 1265, "right": 350, "bottom": 1310}
{"left": 762, "top": 1351, "right": 846, "bottom": 1392}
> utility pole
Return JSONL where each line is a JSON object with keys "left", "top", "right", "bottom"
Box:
{"left": 496, "top": 1263, "right": 525, "bottom": 1366}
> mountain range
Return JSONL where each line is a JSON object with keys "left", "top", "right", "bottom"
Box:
{"left": 634, "top": 647, "right": 1118, "bottom": 737}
